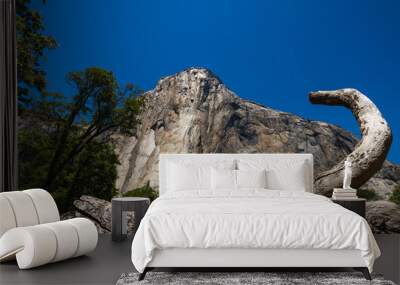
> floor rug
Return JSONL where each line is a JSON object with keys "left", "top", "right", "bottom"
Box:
{"left": 116, "top": 271, "right": 396, "bottom": 285}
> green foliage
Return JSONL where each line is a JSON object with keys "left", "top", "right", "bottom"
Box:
{"left": 51, "top": 188, "right": 69, "bottom": 214}
{"left": 123, "top": 182, "right": 158, "bottom": 202}
{"left": 357, "top": 189, "right": 378, "bottom": 201}
{"left": 18, "top": 124, "right": 119, "bottom": 213}
{"left": 68, "top": 141, "right": 119, "bottom": 201}
{"left": 18, "top": 127, "right": 53, "bottom": 187}
{"left": 16, "top": 0, "right": 57, "bottom": 109}
{"left": 43, "top": 67, "right": 143, "bottom": 191}
{"left": 16, "top": 1, "right": 143, "bottom": 213}
{"left": 389, "top": 185, "right": 400, "bottom": 205}
{"left": 18, "top": 67, "right": 143, "bottom": 212}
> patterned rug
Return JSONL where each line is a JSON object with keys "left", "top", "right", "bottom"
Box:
{"left": 116, "top": 272, "right": 396, "bottom": 285}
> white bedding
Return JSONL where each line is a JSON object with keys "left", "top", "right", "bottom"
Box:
{"left": 131, "top": 190, "right": 380, "bottom": 273}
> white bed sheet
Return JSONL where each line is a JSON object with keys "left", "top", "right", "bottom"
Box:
{"left": 131, "top": 190, "right": 380, "bottom": 273}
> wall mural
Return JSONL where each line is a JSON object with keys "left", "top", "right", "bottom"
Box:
{"left": 17, "top": 0, "right": 400, "bottom": 234}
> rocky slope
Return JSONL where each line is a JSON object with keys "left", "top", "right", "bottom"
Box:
{"left": 61, "top": 195, "right": 135, "bottom": 234}
{"left": 114, "top": 68, "right": 399, "bottom": 195}
{"left": 106, "top": 67, "right": 400, "bottom": 233}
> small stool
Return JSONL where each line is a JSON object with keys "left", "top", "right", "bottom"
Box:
{"left": 111, "top": 197, "right": 150, "bottom": 242}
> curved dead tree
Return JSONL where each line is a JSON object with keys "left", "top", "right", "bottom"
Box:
{"left": 309, "top": 88, "right": 392, "bottom": 196}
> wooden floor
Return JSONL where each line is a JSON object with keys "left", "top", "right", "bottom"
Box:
{"left": 0, "top": 234, "right": 399, "bottom": 285}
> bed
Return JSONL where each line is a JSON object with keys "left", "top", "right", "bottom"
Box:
{"left": 131, "top": 154, "right": 380, "bottom": 280}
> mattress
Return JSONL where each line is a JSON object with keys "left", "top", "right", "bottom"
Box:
{"left": 131, "top": 190, "right": 380, "bottom": 273}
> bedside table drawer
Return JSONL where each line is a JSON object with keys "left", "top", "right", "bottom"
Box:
{"left": 332, "top": 199, "right": 366, "bottom": 218}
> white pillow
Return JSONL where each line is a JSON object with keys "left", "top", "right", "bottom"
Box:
{"left": 211, "top": 168, "right": 236, "bottom": 190}
{"left": 211, "top": 168, "right": 268, "bottom": 190}
{"left": 167, "top": 162, "right": 211, "bottom": 191}
{"left": 166, "top": 159, "right": 237, "bottom": 193}
{"left": 236, "top": 169, "right": 267, "bottom": 189}
{"left": 238, "top": 159, "right": 308, "bottom": 191}
{"left": 267, "top": 163, "right": 307, "bottom": 191}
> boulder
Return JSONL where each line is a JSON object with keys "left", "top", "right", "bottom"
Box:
{"left": 61, "top": 195, "right": 135, "bottom": 234}
{"left": 61, "top": 210, "right": 110, "bottom": 234}
{"left": 366, "top": 201, "right": 400, "bottom": 233}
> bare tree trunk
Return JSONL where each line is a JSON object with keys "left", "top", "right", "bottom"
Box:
{"left": 309, "top": 88, "right": 392, "bottom": 196}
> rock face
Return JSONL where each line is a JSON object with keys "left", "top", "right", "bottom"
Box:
{"left": 113, "top": 67, "right": 399, "bottom": 232}
{"left": 362, "top": 162, "right": 400, "bottom": 200}
{"left": 366, "top": 201, "right": 400, "bottom": 233}
{"left": 115, "top": 68, "right": 399, "bottom": 192}
{"left": 61, "top": 195, "right": 135, "bottom": 234}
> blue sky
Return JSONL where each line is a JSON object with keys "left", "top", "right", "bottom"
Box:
{"left": 33, "top": 0, "right": 399, "bottom": 163}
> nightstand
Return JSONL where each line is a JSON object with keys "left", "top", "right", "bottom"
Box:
{"left": 111, "top": 197, "right": 150, "bottom": 241}
{"left": 331, "top": 198, "right": 366, "bottom": 218}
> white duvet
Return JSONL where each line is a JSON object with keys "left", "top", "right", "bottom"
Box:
{"left": 131, "top": 190, "right": 380, "bottom": 273}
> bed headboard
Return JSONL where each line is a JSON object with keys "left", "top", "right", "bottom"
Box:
{"left": 159, "top": 153, "right": 314, "bottom": 195}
